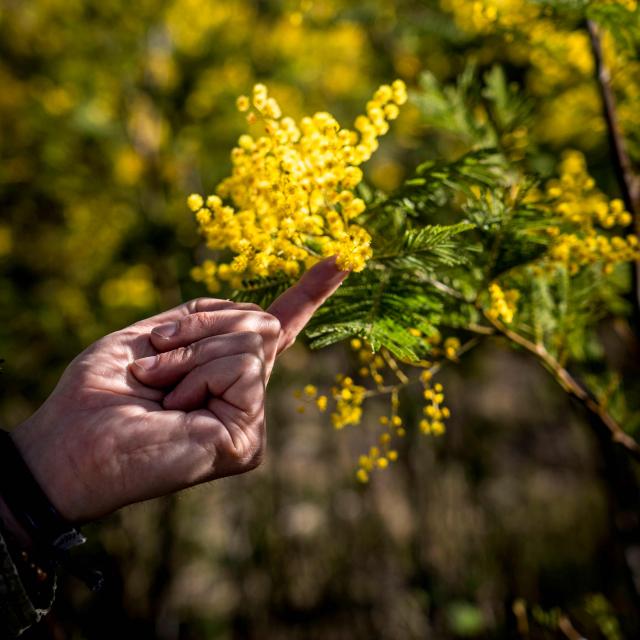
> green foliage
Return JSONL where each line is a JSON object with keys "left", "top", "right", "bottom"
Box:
{"left": 413, "top": 66, "right": 533, "bottom": 153}
{"left": 481, "top": 66, "right": 533, "bottom": 135}
{"left": 585, "top": 3, "right": 640, "bottom": 51}
{"left": 445, "top": 601, "right": 486, "bottom": 637}
{"left": 234, "top": 274, "right": 295, "bottom": 308}
{"left": 463, "top": 184, "right": 551, "bottom": 278}
{"left": 401, "top": 150, "right": 508, "bottom": 210}
{"left": 306, "top": 269, "right": 444, "bottom": 359}
{"left": 412, "top": 67, "right": 487, "bottom": 144}
{"left": 373, "top": 222, "right": 475, "bottom": 271}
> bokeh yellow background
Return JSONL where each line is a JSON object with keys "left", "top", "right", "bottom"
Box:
{"left": 2, "top": 1, "right": 639, "bottom": 637}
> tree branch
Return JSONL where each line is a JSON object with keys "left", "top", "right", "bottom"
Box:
{"left": 587, "top": 19, "right": 640, "bottom": 322}
{"left": 485, "top": 312, "right": 640, "bottom": 463}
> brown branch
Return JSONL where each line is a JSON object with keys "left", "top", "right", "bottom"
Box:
{"left": 485, "top": 312, "right": 640, "bottom": 463}
{"left": 512, "top": 599, "right": 529, "bottom": 637}
{"left": 558, "top": 615, "right": 587, "bottom": 640}
{"left": 587, "top": 19, "right": 640, "bottom": 322}
{"left": 381, "top": 348, "right": 410, "bottom": 385}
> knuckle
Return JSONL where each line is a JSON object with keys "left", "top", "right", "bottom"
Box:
{"left": 190, "top": 297, "right": 221, "bottom": 313}
{"left": 178, "top": 343, "right": 196, "bottom": 364}
{"left": 159, "top": 343, "right": 194, "bottom": 367}
{"left": 238, "top": 331, "right": 264, "bottom": 353}
{"left": 261, "top": 312, "right": 282, "bottom": 335}
{"left": 240, "top": 302, "right": 263, "bottom": 313}
{"left": 215, "top": 410, "right": 266, "bottom": 473}
{"left": 191, "top": 311, "right": 216, "bottom": 331}
{"left": 186, "top": 298, "right": 206, "bottom": 313}
{"left": 239, "top": 351, "right": 264, "bottom": 372}
{"left": 244, "top": 448, "right": 264, "bottom": 471}
{"left": 239, "top": 417, "right": 266, "bottom": 471}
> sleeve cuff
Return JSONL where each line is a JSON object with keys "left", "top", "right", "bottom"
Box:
{"left": 0, "top": 527, "right": 56, "bottom": 638}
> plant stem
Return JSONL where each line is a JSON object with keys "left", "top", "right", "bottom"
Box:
{"left": 381, "top": 348, "right": 410, "bottom": 385}
{"left": 485, "top": 312, "right": 640, "bottom": 463}
{"left": 587, "top": 19, "right": 640, "bottom": 324}
{"left": 362, "top": 336, "right": 483, "bottom": 398}
{"left": 557, "top": 616, "right": 584, "bottom": 640}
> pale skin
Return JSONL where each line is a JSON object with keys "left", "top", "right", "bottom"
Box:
{"left": 1, "top": 258, "right": 347, "bottom": 535}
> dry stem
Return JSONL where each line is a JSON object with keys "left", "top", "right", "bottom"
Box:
{"left": 485, "top": 312, "right": 640, "bottom": 463}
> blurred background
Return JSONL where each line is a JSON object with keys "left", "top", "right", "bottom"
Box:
{"left": 1, "top": 0, "right": 639, "bottom": 638}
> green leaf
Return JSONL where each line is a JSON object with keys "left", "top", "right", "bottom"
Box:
{"left": 233, "top": 274, "right": 295, "bottom": 308}
{"left": 305, "top": 269, "right": 445, "bottom": 360}
{"left": 374, "top": 222, "right": 476, "bottom": 274}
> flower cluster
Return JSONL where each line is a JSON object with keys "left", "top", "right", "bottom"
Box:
{"left": 597, "top": 0, "right": 637, "bottom": 10}
{"left": 419, "top": 374, "right": 450, "bottom": 436}
{"left": 294, "top": 384, "right": 328, "bottom": 414}
{"left": 352, "top": 338, "right": 387, "bottom": 385}
{"left": 189, "top": 81, "right": 407, "bottom": 292}
{"left": 329, "top": 375, "right": 367, "bottom": 430}
{"left": 440, "top": 0, "right": 640, "bottom": 149}
{"left": 544, "top": 151, "right": 639, "bottom": 275}
{"left": 547, "top": 152, "right": 632, "bottom": 228}
{"left": 440, "top": 0, "right": 541, "bottom": 34}
{"left": 443, "top": 336, "right": 461, "bottom": 360}
{"left": 356, "top": 440, "right": 400, "bottom": 483}
{"left": 296, "top": 335, "right": 462, "bottom": 483}
{"left": 486, "top": 282, "right": 519, "bottom": 324}
{"left": 356, "top": 387, "right": 404, "bottom": 483}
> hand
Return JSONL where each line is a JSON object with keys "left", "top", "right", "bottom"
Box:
{"left": 11, "top": 258, "right": 347, "bottom": 524}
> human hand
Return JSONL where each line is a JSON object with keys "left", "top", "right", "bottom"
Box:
{"left": 11, "top": 258, "right": 347, "bottom": 523}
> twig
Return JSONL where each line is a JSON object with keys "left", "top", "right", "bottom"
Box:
{"left": 362, "top": 337, "right": 483, "bottom": 398}
{"left": 421, "top": 276, "right": 468, "bottom": 300}
{"left": 587, "top": 19, "right": 640, "bottom": 321}
{"left": 558, "top": 615, "right": 587, "bottom": 640}
{"left": 467, "top": 322, "right": 497, "bottom": 336}
{"left": 512, "top": 599, "right": 529, "bottom": 637}
{"left": 485, "top": 312, "right": 640, "bottom": 463}
{"left": 381, "top": 348, "right": 410, "bottom": 385}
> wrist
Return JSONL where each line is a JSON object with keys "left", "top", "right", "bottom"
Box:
{"left": 0, "top": 428, "right": 86, "bottom": 555}
{"left": 11, "top": 415, "right": 81, "bottom": 523}
{"left": 1, "top": 427, "right": 102, "bottom": 592}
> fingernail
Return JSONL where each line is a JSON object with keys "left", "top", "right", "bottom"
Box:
{"left": 152, "top": 322, "right": 178, "bottom": 338}
{"left": 134, "top": 356, "right": 158, "bottom": 371}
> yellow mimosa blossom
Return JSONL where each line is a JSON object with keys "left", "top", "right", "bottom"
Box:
{"left": 330, "top": 375, "right": 366, "bottom": 429}
{"left": 189, "top": 81, "right": 407, "bottom": 292}
{"left": 444, "top": 336, "right": 461, "bottom": 360}
{"left": 420, "top": 379, "right": 450, "bottom": 436}
{"left": 544, "top": 151, "right": 640, "bottom": 274}
{"left": 487, "top": 282, "right": 519, "bottom": 324}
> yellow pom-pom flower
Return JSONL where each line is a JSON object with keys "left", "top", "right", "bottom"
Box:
{"left": 187, "top": 193, "right": 204, "bottom": 212}
{"left": 189, "top": 82, "right": 406, "bottom": 289}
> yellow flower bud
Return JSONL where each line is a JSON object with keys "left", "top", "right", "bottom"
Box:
{"left": 236, "top": 95, "right": 250, "bottom": 112}
{"left": 187, "top": 194, "right": 204, "bottom": 212}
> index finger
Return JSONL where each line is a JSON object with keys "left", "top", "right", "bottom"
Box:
{"left": 267, "top": 256, "right": 349, "bottom": 354}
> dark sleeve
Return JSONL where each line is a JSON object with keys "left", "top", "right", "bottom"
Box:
{"left": 0, "top": 528, "right": 56, "bottom": 638}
